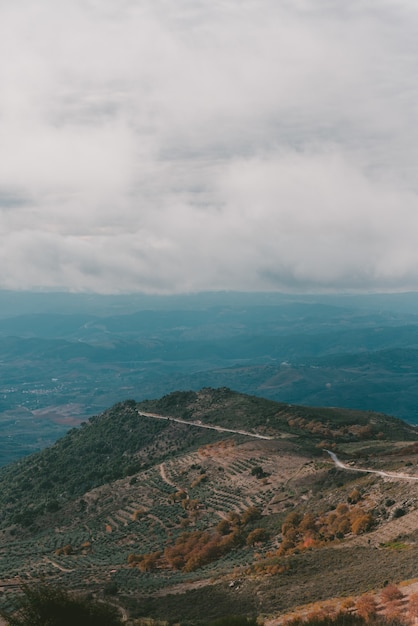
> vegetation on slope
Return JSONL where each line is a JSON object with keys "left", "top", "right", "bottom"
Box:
{"left": 6, "top": 581, "right": 418, "bottom": 626}
{"left": 0, "top": 388, "right": 417, "bottom": 623}
{"left": 0, "top": 398, "right": 225, "bottom": 530}
{"left": 1, "top": 583, "right": 123, "bottom": 626}
{"left": 139, "top": 388, "right": 418, "bottom": 449}
{"left": 3, "top": 386, "right": 411, "bottom": 530}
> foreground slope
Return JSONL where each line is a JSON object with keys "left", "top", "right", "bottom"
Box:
{"left": 0, "top": 388, "right": 418, "bottom": 622}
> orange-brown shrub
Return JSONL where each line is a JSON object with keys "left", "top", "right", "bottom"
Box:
{"left": 246, "top": 528, "right": 268, "bottom": 546}
{"left": 408, "top": 592, "right": 418, "bottom": 619}
{"left": 355, "top": 594, "right": 377, "bottom": 621}
{"left": 381, "top": 583, "right": 404, "bottom": 604}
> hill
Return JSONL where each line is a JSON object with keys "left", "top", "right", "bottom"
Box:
{"left": 0, "top": 388, "right": 418, "bottom": 623}
{"left": 5, "top": 290, "right": 418, "bottom": 468}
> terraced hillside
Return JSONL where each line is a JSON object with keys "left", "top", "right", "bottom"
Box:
{"left": 0, "top": 388, "right": 418, "bottom": 622}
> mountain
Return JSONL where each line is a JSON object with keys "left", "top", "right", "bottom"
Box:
{"left": 1, "top": 388, "right": 418, "bottom": 622}
{"left": 4, "top": 291, "right": 418, "bottom": 467}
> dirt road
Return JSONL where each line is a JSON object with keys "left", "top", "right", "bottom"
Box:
{"left": 326, "top": 449, "right": 418, "bottom": 482}
{"left": 138, "top": 410, "right": 274, "bottom": 440}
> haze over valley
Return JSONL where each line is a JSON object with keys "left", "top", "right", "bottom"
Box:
{"left": 2, "top": 290, "right": 418, "bottom": 466}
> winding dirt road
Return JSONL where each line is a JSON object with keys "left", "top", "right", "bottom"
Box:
{"left": 139, "top": 412, "right": 418, "bottom": 482}
{"left": 137, "top": 410, "right": 274, "bottom": 440}
{"left": 326, "top": 449, "right": 418, "bottom": 481}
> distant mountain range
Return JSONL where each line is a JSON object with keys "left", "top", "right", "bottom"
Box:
{"left": 2, "top": 290, "right": 418, "bottom": 465}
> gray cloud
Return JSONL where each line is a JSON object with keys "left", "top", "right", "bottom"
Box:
{"left": 0, "top": 0, "right": 418, "bottom": 293}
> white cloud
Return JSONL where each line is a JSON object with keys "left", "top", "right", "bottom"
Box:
{"left": 0, "top": 0, "right": 418, "bottom": 292}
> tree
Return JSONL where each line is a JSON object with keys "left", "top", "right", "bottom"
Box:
{"left": 348, "top": 489, "right": 361, "bottom": 504}
{"left": 1, "top": 583, "right": 123, "bottom": 626}
{"left": 351, "top": 513, "right": 373, "bottom": 535}
{"left": 299, "top": 512, "right": 316, "bottom": 533}
{"left": 240, "top": 506, "right": 262, "bottom": 525}
{"left": 355, "top": 594, "right": 377, "bottom": 621}
{"left": 408, "top": 591, "right": 418, "bottom": 620}
{"left": 251, "top": 466, "right": 268, "bottom": 479}
{"left": 216, "top": 519, "right": 232, "bottom": 535}
{"left": 246, "top": 528, "right": 268, "bottom": 546}
{"left": 381, "top": 583, "right": 404, "bottom": 604}
{"left": 384, "top": 600, "right": 404, "bottom": 623}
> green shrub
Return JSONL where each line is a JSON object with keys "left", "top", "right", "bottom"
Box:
{"left": 1, "top": 583, "right": 123, "bottom": 626}
{"left": 207, "top": 617, "right": 259, "bottom": 626}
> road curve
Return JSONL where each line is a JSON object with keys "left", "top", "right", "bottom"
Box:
{"left": 325, "top": 449, "right": 418, "bottom": 482}
{"left": 137, "top": 410, "right": 274, "bottom": 440}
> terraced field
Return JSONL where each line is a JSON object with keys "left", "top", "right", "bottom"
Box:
{"left": 0, "top": 435, "right": 312, "bottom": 606}
{"left": 1, "top": 389, "right": 418, "bottom": 622}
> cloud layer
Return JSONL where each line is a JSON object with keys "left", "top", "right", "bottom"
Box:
{"left": 1, "top": 0, "right": 418, "bottom": 293}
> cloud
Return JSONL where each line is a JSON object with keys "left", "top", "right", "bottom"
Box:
{"left": 0, "top": 0, "right": 418, "bottom": 293}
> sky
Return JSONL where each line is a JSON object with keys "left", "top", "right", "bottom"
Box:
{"left": 1, "top": 0, "right": 418, "bottom": 294}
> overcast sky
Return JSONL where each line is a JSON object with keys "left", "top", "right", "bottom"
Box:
{"left": 1, "top": 0, "right": 418, "bottom": 294}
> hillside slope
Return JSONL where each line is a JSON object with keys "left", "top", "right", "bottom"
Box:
{"left": 0, "top": 388, "right": 418, "bottom": 622}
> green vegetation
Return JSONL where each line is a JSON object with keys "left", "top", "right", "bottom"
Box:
{"left": 1, "top": 583, "right": 122, "bottom": 626}
{"left": 0, "top": 399, "right": 225, "bottom": 529}
{"left": 128, "top": 506, "right": 263, "bottom": 572}
{"left": 139, "top": 387, "right": 418, "bottom": 450}
{"left": 0, "top": 388, "right": 417, "bottom": 623}
{"left": 207, "top": 617, "right": 258, "bottom": 626}
{"left": 8, "top": 584, "right": 414, "bottom": 626}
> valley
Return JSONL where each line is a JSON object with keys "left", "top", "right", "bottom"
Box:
{"left": 3, "top": 291, "right": 418, "bottom": 467}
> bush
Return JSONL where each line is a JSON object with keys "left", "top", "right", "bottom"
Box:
{"left": 246, "top": 528, "right": 268, "bottom": 546}
{"left": 381, "top": 583, "right": 404, "bottom": 603}
{"left": 207, "top": 617, "right": 259, "bottom": 626}
{"left": 103, "top": 582, "right": 118, "bottom": 596}
{"left": 250, "top": 466, "right": 269, "bottom": 479}
{"left": 1, "top": 583, "right": 123, "bottom": 626}
{"left": 285, "top": 612, "right": 407, "bottom": 626}
{"left": 355, "top": 594, "right": 377, "bottom": 621}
